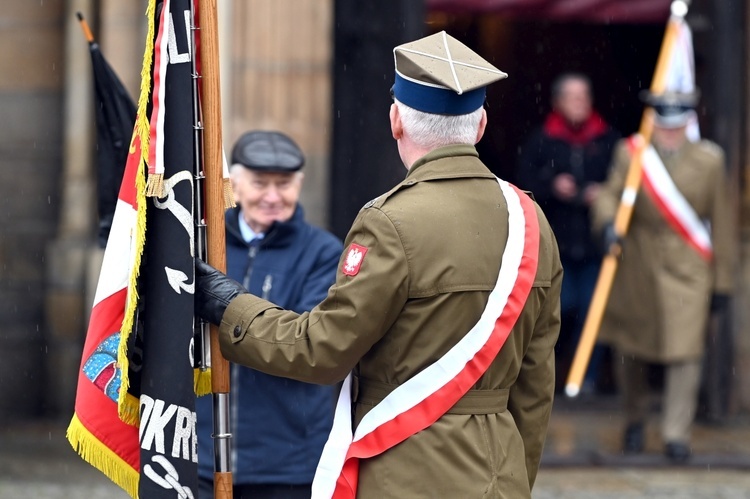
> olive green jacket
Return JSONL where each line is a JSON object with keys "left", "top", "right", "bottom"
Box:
{"left": 219, "top": 145, "right": 562, "bottom": 498}
{"left": 592, "top": 139, "right": 735, "bottom": 362}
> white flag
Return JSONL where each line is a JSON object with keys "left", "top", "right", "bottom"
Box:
{"left": 665, "top": 19, "right": 700, "bottom": 141}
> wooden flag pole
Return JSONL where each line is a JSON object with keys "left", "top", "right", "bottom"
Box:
{"left": 75, "top": 12, "right": 95, "bottom": 43}
{"left": 198, "top": 1, "right": 233, "bottom": 497}
{"left": 565, "top": 0, "right": 690, "bottom": 397}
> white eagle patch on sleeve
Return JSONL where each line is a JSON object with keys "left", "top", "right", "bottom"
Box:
{"left": 342, "top": 244, "right": 368, "bottom": 276}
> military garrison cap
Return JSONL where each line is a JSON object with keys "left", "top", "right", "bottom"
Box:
{"left": 640, "top": 90, "right": 699, "bottom": 128}
{"left": 231, "top": 131, "right": 305, "bottom": 172}
{"left": 392, "top": 31, "right": 508, "bottom": 115}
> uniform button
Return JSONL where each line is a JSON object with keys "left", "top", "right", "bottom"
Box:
{"left": 233, "top": 326, "right": 242, "bottom": 338}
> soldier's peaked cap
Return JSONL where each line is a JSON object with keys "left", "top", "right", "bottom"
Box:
{"left": 231, "top": 131, "right": 304, "bottom": 173}
{"left": 640, "top": 89, "right": 700, "bottom": 128}
{"left": 392, "top": 31, "right": 508, "bottom": 115}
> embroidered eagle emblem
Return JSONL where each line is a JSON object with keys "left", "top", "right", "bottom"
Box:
{"left": 342, "top": 244, "right": 368, "bottom": 276}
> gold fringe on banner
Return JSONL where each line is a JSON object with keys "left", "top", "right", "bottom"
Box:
{"left": 67, "top": 414, "right": 139, "bottom": 498}
{"left": 117, "top": 0, "right": 157, "bottom": 425}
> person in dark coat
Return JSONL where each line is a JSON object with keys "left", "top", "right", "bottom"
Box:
{"left": 196, "top": 131, "right": 342, "bottom": 498}
{"left": 517, "top": 73, "right": 620, "bottom": 393}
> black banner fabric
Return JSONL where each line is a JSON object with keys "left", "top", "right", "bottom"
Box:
{"left": 89, "top": 40, "right": 137, "bottom": 248}
{"left": 133, "top": 0, "right": 199, "bottom": 497}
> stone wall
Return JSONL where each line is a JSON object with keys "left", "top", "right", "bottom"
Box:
{"left": 0, "top": 1, "right": 65, "bottom": 419}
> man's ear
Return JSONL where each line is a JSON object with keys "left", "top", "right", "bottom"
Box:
{"left": 475, "top": 109, "right": 487, "bottom": 144}
{"left": 390, "top": 103, "right": 403, "bottom": 140}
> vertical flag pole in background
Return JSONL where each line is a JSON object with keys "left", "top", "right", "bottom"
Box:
{"left": 196, "top": 1, "right": 234, "bottom": 497}
{"left": 565, "top": 0, "right": 691, "bottom": 397}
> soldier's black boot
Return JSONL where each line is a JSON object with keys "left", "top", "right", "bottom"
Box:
{"left": 623, "top": 422, "right": 644, "bottom": 454}
{"left": 664, "top": 441, "right": 691, "bottom": 463}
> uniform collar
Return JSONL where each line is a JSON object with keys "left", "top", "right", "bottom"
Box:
{"left": 405, "top": 144, "right": 494, "bottom": 182}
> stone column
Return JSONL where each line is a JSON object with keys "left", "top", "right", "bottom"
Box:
{"left": 42, "top": 0, "right": 96, "bottom": 419}
{"left": 227, "top": 0, "right": 333, "bottom": 228}
{"left": 0, "top": 2, "right": 68, "bottom": 420}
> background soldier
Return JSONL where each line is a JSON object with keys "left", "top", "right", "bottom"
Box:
{"left": 592, "top": 90, "right": 735, "bottom": 462}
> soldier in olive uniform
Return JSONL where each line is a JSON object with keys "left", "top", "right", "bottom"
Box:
{"left": 196, "top": 32, "right": 562, "bottom": 498}
{"left": 592, "top": 90, "right": 734, "bottom": 462}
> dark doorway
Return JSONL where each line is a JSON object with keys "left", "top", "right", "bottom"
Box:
{"left": 426, "top": 13, "right": 664, "bottom": 183}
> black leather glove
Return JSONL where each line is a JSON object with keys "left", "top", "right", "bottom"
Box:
{"left": 194, "top": 258, "right": 247, "bottom": 325}
{"left": 710, "top": 293, "right": 730, "bottom": 313}
{"left": 601, "top": 222, "right": 622, "bottom": 255}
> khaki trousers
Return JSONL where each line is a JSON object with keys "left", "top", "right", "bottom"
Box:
{"left": 617, "top": 352, "right": 702, "bottom": 443}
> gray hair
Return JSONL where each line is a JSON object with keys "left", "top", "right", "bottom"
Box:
{"left": 395, "top": 99, "right": 484, "bottom": 150}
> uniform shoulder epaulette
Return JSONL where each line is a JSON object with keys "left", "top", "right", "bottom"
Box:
{"left": 362, "top": 196, "right": 380, "bottom": 210}
{"left": 361, "top": 178, "right": 417, "bottom": 211}
{"left": 695, "top": 139, "right": 724, "bottom": 159}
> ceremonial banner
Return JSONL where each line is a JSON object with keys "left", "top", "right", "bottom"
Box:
{"left": 135, "top": 0, "right": 198, "bottom": 497}
{"left": 66, "top": 128, "right": 145, "bottom": 497}
{"left": 312, "top": 180, "right": 539, "bottom": 499}
{"left": 85, "top": 28, "right": 137, "bottom": 248}
{"left": 68, "top": 1, "right": 199, "bottom": 497}
{"left": 665, "top": 16, "right": 700, "bottom": 141}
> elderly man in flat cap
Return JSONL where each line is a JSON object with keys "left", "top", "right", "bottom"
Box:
{"left": 593, "top": 90, "right": 734, "bottom": 463}
{"left": 195, "top": 32, "right": 561, "bottom": 498}
{"left": 195, "top": 131, "right": 342, "bottom": 498}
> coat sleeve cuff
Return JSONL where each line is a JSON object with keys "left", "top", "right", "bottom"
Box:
{"left": 219, "top": 294, "right": 278, "bottom": 344}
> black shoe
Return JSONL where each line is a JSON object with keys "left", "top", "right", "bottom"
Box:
{"left": 664, "top": 441, "right": 691, "bottom": 463}
{"left": 623, "top": 422, "right": 644, "bottom": 454}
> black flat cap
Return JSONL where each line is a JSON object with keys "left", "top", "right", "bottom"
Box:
{"left": 231, "top": 131, "right": 305, "bottom": 172}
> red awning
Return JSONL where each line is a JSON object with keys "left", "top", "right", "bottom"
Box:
{"left": 426, "top": 0, "right": 672, "bottom": 24}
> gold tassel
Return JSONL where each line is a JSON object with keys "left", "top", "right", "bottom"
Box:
{"left": 194, "top": 368, "right": 213, "bottom": 396}
{"left": 118, "top": 392, "right": 141, "bottom": 427}
{"left": 145, "top": 173, "right": 165, "bottom": 198}
{"left": 223, "top": 178, "right": 236, "bottom": 209}
{"left": 67, "top": 414, "right": 140, "bottom": 498}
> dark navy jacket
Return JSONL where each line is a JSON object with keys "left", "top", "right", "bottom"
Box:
{"left": 517, "top": 122, "right": 620, "bottom": 263}
{"left": 196, "top": 205, "right": 342, "bottom": 485}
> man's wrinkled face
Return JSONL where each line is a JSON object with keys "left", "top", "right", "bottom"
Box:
{"left": 652, "top": 124, "right": 688, "bottom": 152}
{"left": 554, "top": 79, "right": 592, "bottom": 126}
{"left": 235, "top": 168, "right": 303, "bottom": 233}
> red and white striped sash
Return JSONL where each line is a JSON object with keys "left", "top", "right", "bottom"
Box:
{"left": 311, "top": 179, "right": 540, "bottom": 499}
{"left": 628, "top": 136, "right": 712, "bottom": 260}
{"left": 147, "top": 0, "right": 171, "bottom": 179}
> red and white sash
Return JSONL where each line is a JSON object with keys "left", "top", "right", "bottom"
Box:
{"left": 628, "top": 136, "right": 713, "bottom": 261}
{"left": 311, "top": 179, "right": 540, "bottom": 499}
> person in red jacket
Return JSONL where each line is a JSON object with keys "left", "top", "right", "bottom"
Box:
{"left": 518, "top": 73, "right": 621, "bottom": 393}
